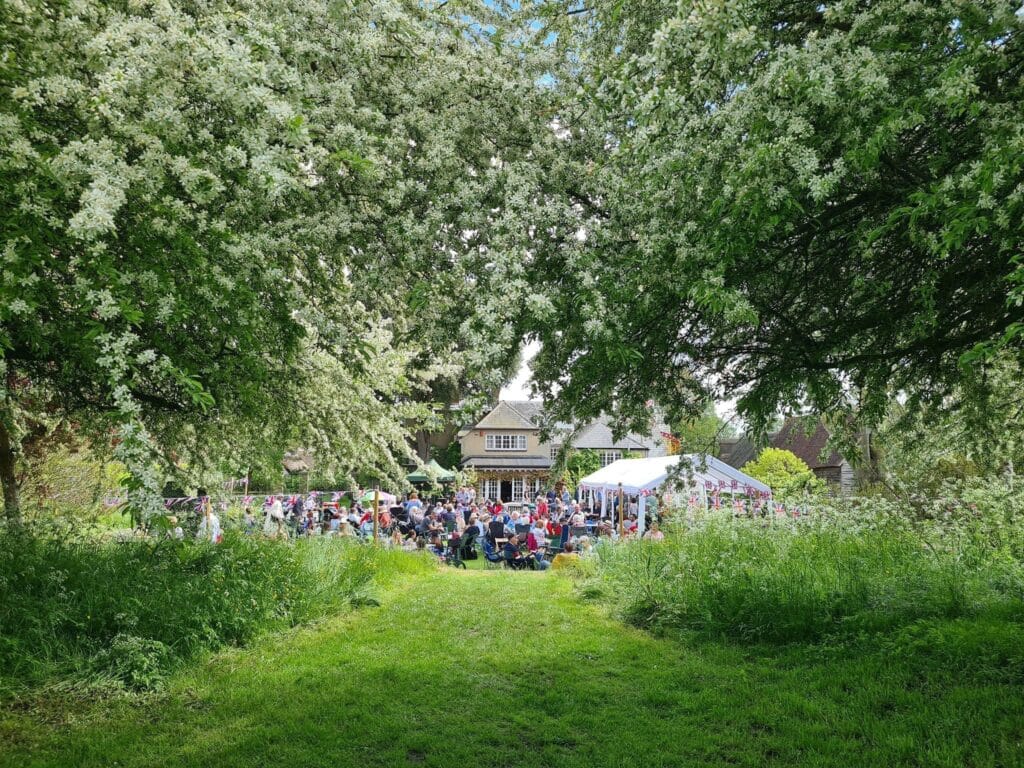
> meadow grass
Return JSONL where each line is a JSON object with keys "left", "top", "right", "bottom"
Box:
{"left": 583, "top": 510, "right": 1024, "bottom": 643}
{"left": 1, "top": 569, "right": 1022, "bottom": 767}
{"left": 0, "top": 529, "right": 433, "bottom": 696}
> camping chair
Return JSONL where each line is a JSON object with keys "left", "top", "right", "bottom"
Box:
{"left": 482, "top": 539, "right": 505, "bottom": 569}
{"left": 458, "top": 526, "right": 480, "bottom": 560}
{"left": 515, "top": 523, "right": 531, "bottom": 538}
{"left": 442, "top": 535, "right": 467, "bottom": 569}
{"left": 487, "top": 519, "right": 506, "bottom": 544}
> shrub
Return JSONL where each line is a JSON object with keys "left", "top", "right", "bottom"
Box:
{"left": 0, "top": 529, "right": 431, "bottom": 696}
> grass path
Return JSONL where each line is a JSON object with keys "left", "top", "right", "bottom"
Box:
{"left": 3, "top": 569, "right": 1022, "bottom": 767}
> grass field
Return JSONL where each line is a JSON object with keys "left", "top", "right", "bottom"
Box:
{"left": 2, "top": 568, "right": 1022, "bottom": 767}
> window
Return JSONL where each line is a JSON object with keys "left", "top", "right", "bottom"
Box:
{"left": 600, "top": 450, "right": 621, "bottom": 467}
{"left": 512, "top": 477, "right": 524, "bottom": 501}
{"left": 485, "top": 433, "right": 527, "bottom": 451}
{"left": 481, "top": 479, "right": 499, "bottom": 501}
{"left": 549, "top": 444, "right": 561, "bottom": 460}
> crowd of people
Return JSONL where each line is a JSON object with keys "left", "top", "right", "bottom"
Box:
{"left": 173, "top": 485, "right": 666, "bottom": 569}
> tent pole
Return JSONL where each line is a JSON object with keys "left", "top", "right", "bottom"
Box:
{"left": 372, "top": 488, "right": 380, "bottom": 544}
{"left": 638, "top": 494, "right": 646, "bottom": 537}
{"left": 618, "top": 483, "right": 624, "bottom": 538}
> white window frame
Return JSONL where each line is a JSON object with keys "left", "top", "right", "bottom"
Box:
{"left": 600, "top": 450, "right": 622, "bottom": 467}
{"left": 485, "top": 433, "right": 528, "bottom": 451}
{"left": 549, "top": 444, "right": 560, "bottom": 460}
{"left": 512, "top": 477, "right": 524, "bottom": 501}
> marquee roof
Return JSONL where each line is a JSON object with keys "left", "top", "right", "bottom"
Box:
{"left": 578, "top": 454, "right": 771, "bottom": 496}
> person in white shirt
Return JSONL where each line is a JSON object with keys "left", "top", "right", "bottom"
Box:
{"left": 264, "top": 496, "right": 285, "bottom": 538}
{"left": 196, "top": 500, "right": 221, "bottom": 543}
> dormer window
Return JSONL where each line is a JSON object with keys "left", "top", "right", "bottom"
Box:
{"left": 486, "top": 434, "right": 527, "bottom": 451}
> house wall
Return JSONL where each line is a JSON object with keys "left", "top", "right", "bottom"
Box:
{"left": 460, "top": 429, "right": 547, "bottom": 458}
{"left": 812, "top": 463, "right": 856, "bottom": 495}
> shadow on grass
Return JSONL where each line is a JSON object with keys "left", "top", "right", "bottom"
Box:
{"left": 3, "top": 572, "right": 1023, "bottom": 768}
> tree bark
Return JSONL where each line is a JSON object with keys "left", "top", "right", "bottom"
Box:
{"left": 415, "top": 429, "right": 430, "bottom": 462}
{"left": 0, "top": 417, "right": 20, "bottom": 523}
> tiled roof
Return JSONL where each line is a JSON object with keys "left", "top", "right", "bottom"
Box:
{"left": 461, "top": 456, "right": 554, "bottom": 469}
{"left": 569, "top": 418, "right": 665, "bottom": 455}
{"left": 470, "top": 401, "right": 667, "bottom": 455}
{"left": 771, "top": 418, "right": 845, "bottom": 469}
{"left": 718, "top": 437, "right": 760, "bottom": 469}
{"left": 475, "top": 400, "right": 542, "bottom": 430}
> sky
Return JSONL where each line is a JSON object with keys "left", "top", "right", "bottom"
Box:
{"left": 499, "top": 341, "right": 741, "bottom": 426}
{"left": 499, "top": 340, "right": 541, "bottom": 400}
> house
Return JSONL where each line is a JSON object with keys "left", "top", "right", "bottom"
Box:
{"left": 771, "top": 418, "right": 856, "bottom": 493}
{"left": 717, "top": 435, "right": 761, "bottom": 469}
{"left": 718, "top": 418, "right": 856, "bottom": 494}
{"left": 459, "top": 400, "right": 666, "bottom": 503}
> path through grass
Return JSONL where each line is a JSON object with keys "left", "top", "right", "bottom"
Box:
{"left": 2, "top": 569, "right": 1022, "bottom": 767}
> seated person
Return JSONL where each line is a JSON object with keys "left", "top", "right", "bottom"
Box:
{"left": 502, "top": 534, "right": 534, "bottom": 570}
{"left": 551, "top": 541, "right": 581, "bottom": 570}
{"left": 428, "top": 533, "right": 446, "bottom": 558}
{"left": 643, "top": 521, "right": 665, "bottom": 540}
{"left": 506, "top": 510, "right": 522, "bottom": 533}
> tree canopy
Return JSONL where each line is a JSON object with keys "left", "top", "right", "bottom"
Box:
{"left": 525, "top": 0, "right": 1024, "bottom": 440}
{"left": 3, "top": 0, "right": 1024, "bottom": 518}
{"left": 0, "top": 0, "right": 559, "bottom": 518}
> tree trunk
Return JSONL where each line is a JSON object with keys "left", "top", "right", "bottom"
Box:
{"left": 0, "top": 417, "right": 20, "bottom": 523}
{"left": 415, "top": 429, "right": 430, "bottom": 462}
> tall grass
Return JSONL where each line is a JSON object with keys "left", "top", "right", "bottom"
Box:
{"left": 0, "top": 529, "right": 432, "bottom": 695}
{"left": 586, "top": 504, "right": 1024, "bottom": 644}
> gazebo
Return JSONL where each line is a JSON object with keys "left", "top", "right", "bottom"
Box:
{"left": 406, "top": 459, "right": 456, "bottom": 486}
{"left": 578, "top": 454, "right": 771, "bottom": 535}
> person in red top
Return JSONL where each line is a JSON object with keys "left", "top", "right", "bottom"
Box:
{"left": 536, "top": 496, "right": 548, "bottom": 517}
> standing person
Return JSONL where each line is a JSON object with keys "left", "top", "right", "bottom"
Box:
{"left": 242, "top": 506, "right": 257, "bottom": 534}
{"left": 264, "top": 496, "right": 285, "bottom": 538}
{"left": 536, "top": 495, "right": 548, "bottom": 518}
{"left": 196, "top": 499, "right": 221, "bottom": 543}
{"left": 168, "top": 515, "right": 184, "bottom": 540}
{"left": 404, "top": 492, "right": 422, "bottom": 515}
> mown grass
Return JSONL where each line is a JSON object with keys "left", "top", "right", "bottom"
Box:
{"left": 1, "top": 569, "right": 1022, "bottom": 767}
{"left": 0, "top": 528, "right": 433, "bottom": 697}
